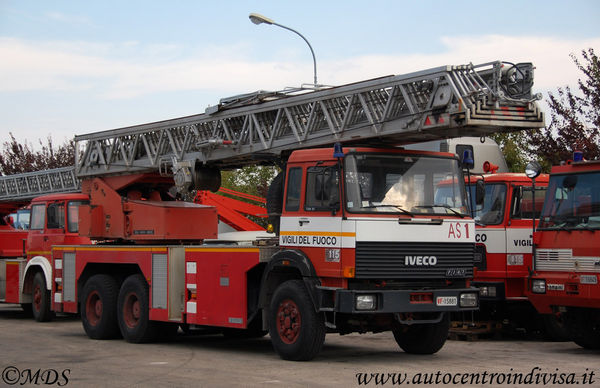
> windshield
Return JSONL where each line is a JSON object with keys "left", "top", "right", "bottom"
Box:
{"left": 467, "top": 183, "right": 507, "bottom": 225}
{"left": 15, "top": 209, "right": 31, "bottom": 230}
{"left": 538, "top": 171, "right": 600, "bottom": 230}
{"left": 344, "top": 153, "right": 468, "bottom": 216}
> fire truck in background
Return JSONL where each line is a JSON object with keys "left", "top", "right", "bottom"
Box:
{"left": 526, "top": 154, "right": 600, "bottom": 349}
{"left": 0, "top": 60, "right": 544, "bottom": 360}
{"left": 429, "top": 137, "right": 568, "bottom": 338}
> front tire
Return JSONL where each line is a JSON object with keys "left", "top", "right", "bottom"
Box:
{"left": 80, "top": 274, "right": 120, "bottom": 339}
{"left": 565, "top": 309, "right": 600, "bottom": 349}
{"left": 32, "top": 272, "right": 53, "bottom": 322}
{"left": 541, "top": 314, "right": 569, "bottom": 341}
{"left": 268, "top": 280, "right": 325, "bottom": 361}
{"left": 117, "top": 274, "right": 158, "bottom": 343}
{"left": 392, "top": 313, "right": 450, "bottom": 354}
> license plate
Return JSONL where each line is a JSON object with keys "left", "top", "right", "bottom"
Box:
{"left": 436, "top": 296, "right": 457, "bottom": 306}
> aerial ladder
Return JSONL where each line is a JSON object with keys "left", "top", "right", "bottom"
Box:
{"left": 1, "top": 60, "right": 544, "bottom": 211}
{"left": 71, "top": 60, "right": 543, "bottom": 192}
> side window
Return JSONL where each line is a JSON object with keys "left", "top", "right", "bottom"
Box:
{"left": 46, "top": 202, "right": 65, "bottom": 230}
{"left": 68, "top": 201, "right": 88, "bottom": 233}
{"left": 305, "top": 166, "right": 340, "bottom": 212}
{"left": 285, "top": 167, "right": 302, "bottom": 212}
{"left": 30, "top": 204, "right": 46, "bottom": 230}
{"left": 511, "top": 186, "right": 546, "bottom": 219}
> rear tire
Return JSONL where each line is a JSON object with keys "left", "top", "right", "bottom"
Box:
{"left": 32, "top": 272, "right": 53, "bottom": 322}
{"left": 80, "top": 274, "right": 120, "bottom": 339}
{"left": 268, "top": 280, "right": 325, "bottom": 361}
{"left": 117, "top": 274, "right": 158, "bottom": 343}
{"left": 392, "top": 314, "right": 450, "bottom": 354}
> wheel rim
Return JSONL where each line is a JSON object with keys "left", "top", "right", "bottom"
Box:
{"left": 276, "top": 299, "right": 301, "bottom": 344}
{"left": 86, "top": 290, "right": 102, "bottom": 326}
{"left": 123, "top": 292, "right": 140, "bottom": 329}
{"left": 33, "top": 283, "right": 42, "bottom": 312}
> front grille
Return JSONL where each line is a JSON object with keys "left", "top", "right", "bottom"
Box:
{"left": 355, "top": 242, "right": 474, "bottom": 279}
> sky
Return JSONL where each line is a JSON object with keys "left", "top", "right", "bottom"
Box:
{"left": 1, "top": 0, "right": 599, "bottom": 147}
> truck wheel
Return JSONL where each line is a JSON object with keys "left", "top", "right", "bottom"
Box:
{"left": 566, "top": 310, "right": 600, "bottom": 349}
{"left": 541, "top": 314, "right": 569, "bottom": 341}
{"left": 268, "top": 280, "right": 325, "bottom": 361}
{"left": 392, "top": 314, "right": 450, "bottom": 354}
{"left": 117, "top": 274, "right": 158, "bottom": 343}
{"left": 80, "top": 274, "right": 120, "bottom": 339}
{"left": 32, "top": 272, "right": 53, "bottom": 322}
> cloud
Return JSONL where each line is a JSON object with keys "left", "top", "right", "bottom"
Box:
{"left": 0, "top": 35, "right": 598, "bottom": 100}
{"left": 321, "top": 35, "right": 600, "bottom": 95}
{"left": 45, "top": 11, "right": 92, "bottom": 26}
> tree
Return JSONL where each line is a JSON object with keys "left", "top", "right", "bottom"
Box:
{"left": 490, "top": 132, "right": 529, "bottom": 173}
{"left": 0, "top": 133, "right": 75, "bottom": 175}
{"left": 221, "top": 165, "right": 280, "bottom": 198}
{"left": 527, "top": 48, "right": 600, "bottom": 168}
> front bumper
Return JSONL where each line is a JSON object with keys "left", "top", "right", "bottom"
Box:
{"left": 526, "top": 272, "right": 600, "bottom": 314}
{"left": 334, "top": 287, "right": 479, "bottom": 314}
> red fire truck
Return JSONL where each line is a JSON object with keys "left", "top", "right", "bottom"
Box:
{"left": 1, "top": 60, "right": 545, "bottom": 360}
{"left": 526, "top": 155, "right": 600, "bottom": 349}
{"left": 434, "top": 161, "right": 567, "bottom": 336}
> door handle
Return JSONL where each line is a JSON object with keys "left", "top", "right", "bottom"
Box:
{"left": 299, "top": 218, "right": 310, "bottom": 226}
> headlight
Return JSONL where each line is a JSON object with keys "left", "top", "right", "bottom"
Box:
{"left": 532, "top": 279, "right": 546, "bottom": 294}
{"left": 355, "top": 294, "right": 376, "bottom": 310}
{"left": 479, "top": 286, "right": 488, "bottom": 297}
{"left": 460, "top": 293, "right": 478, "bottom": 307}
{"left": 479, "top": 286, "right": 497, "bottom": 297}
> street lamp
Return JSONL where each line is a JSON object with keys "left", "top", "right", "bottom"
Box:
{"left": 249, "top": 13, "right": 318, "bottom": 86}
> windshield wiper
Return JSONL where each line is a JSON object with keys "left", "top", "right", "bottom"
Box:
{"left": 413, "top": 204, "right": 466, "bottom": 218}
{"left": 361, "top": 204, "right": 413, "bottom": 216}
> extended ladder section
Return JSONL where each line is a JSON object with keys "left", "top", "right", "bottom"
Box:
{"left": 74, "top": 61, "right": 540, "bottom": 179}
{"left": 0, "top": 167, "right": 80, "bottom": 202}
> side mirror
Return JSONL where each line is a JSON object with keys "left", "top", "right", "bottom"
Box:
{"left": 525, "top": 161, "right": 542, "bottom": 179}
{"left": 475, "top": 180, "right": 485, "bottom": 206}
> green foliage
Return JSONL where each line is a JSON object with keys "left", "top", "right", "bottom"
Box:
{"left": 0, "top": 133, "right": 75, "bottom": 175}
{"left": 490, "top": 132, "right": 529, "bottom": 173}
{"left": 221, "top": 165, "right": 280, "bottom": 198}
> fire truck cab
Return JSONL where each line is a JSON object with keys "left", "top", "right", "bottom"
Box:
{"left": 527, "top": 156, "right": 600, "bottom": 349}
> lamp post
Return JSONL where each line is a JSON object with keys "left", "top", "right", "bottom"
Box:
{"left": 249, "top": 13, "right": 318, "bottom": 86}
